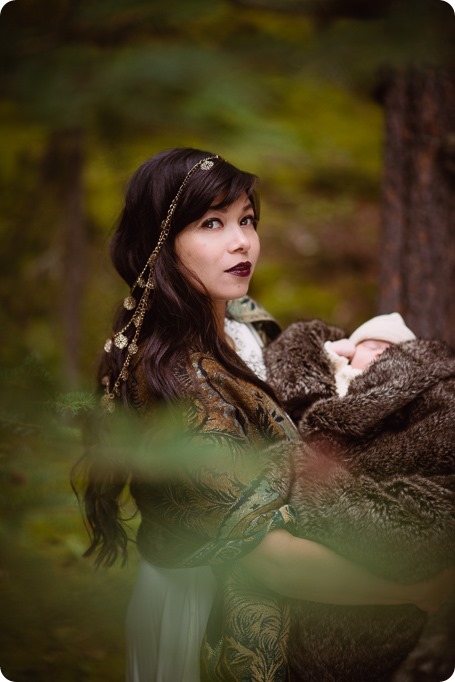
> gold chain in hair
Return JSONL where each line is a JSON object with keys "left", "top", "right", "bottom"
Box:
{"left": 101, "top": 154, "right": 221, "bottom": 412}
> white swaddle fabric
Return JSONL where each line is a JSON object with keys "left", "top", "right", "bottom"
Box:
{"left": 324, "top": 340, "right": 363, "bottom": 397}
{"left": 126, "top": 319, "right": 266, "bottom": 682}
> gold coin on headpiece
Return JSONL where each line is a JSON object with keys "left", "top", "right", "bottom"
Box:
{"left": 114, "top": 332, "right": 128, "bottom": 349}
{"left": 128, "top": 342, "right": 138, "bottom": 355}
{"left": 101, "top": 394, "right": 115, "bottom": 413}
{"left": 104, "top": 338, "right": 113, "bottom": 353}
{"left": 124, "top": 295, "right": 136, "bottom": 310}
{"left": 137, "top": 277, "right": 146, "bottom": 288}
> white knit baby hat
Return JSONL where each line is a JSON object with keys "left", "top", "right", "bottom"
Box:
{"left": 349, "top": 313, "right": 416, "bottom": 346}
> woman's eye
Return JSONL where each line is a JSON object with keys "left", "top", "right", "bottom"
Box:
{"left": 241, "top": 215, "right": 257, "bottom": 228}
{"left": 202, "top": 218, "right": 222, "bottom": 229}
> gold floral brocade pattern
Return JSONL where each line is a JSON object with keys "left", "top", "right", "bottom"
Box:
{"left": 128, "top": 296, "right": 300, "bottom": 680}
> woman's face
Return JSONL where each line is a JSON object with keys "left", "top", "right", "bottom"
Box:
{"left": 174, "top": 192, "right": 260, "bottom": 304}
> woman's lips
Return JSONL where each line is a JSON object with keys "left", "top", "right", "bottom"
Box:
{"left": 225, "top": 261, "right": 252, "bottom": 277}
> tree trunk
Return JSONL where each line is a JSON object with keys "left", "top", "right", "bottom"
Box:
{"left": 43, "top": 129, "right": 87, "bottom": 387}
{"left": 380, "top": 67, "right": 455, "bottom": 347}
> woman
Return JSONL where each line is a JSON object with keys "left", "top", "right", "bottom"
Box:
{"left": 81, "top": 148, "right": 450, "bottom": 682}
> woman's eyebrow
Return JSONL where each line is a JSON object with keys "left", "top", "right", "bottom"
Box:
{"left": 209, "top": 201, "right": 254, "bottom": 212}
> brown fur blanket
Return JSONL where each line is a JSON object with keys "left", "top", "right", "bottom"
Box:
{"left": 264, "top": 319, "right": 455, "bottom": 682}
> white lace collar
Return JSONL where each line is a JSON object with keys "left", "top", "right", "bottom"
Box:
{"left": 224, "top": 318, "right": 267, "bottom": 381}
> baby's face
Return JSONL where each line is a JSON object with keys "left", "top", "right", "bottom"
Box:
{"left": 350, "top": 339, "right": 392, "bottom": 370}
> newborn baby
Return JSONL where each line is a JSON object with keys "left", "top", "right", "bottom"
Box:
{"left": 324, "top": 312, "right": 416, "bottom": 395}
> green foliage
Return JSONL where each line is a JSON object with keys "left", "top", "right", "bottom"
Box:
{"left": 0, "top": 0, "right": 385, "bottom": 378}
{"left": 53, "top": 391, "right": 98, "bottom": 416}
{"left": 0, "top": 354, "right": 136, "bottom": 680}
{"left": 0, "top": 405, "right": 137, "bottom": 682}
{"left": 2, "top": 2, "right": 450, "bottom": 676}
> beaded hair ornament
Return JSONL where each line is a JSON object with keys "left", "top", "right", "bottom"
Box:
{"left": 101, "top": 154, "right": 221, "bottom": 412}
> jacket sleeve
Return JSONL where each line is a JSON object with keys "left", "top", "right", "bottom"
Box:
{"left": 131, "top": 357, "right": 297, "bottom": 568}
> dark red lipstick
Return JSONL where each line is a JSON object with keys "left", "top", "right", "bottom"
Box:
{"left": 225, "top": 261, "right": 252, "bottom": 277}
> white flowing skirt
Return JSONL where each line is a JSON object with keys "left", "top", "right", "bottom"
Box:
{"left": 126, "top": 560, "right": 217, "bottom": 682}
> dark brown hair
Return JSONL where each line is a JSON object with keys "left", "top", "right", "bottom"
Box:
{"left": 82, "top": 148, "right": 277, "bottom": 567}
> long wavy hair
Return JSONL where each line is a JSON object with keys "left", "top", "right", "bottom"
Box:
{"left": 81, "top": 147, "right": 279, "bottom": 567}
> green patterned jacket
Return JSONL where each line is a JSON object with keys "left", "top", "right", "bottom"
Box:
{"left": 129, "top": 296, "right": 300, "bottom": 681}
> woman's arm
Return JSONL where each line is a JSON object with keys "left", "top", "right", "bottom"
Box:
{"left": 241, "top": 528, "right": 454, "bottom": 613}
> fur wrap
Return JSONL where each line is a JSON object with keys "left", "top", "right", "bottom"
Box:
{"left": 264, "top": 319, "right": 455, "bottom": 682}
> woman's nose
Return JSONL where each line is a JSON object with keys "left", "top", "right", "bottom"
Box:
{"left": 229, "top": 224, "right": 250, "bottom": 251}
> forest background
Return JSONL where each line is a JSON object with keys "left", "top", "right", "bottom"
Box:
{"left": 0, "top": 1, "right": 454, "bottom": 680}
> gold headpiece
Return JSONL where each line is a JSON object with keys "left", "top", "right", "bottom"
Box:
{"left": 101, "top": 154, "right": 220, "bottom": 412}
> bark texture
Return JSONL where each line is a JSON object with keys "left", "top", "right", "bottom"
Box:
{"left": 43, "top": 129, "right": 87, "bottom": 386}
{"left": 380, "top": 67, "right": 455, "bottom": 346}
